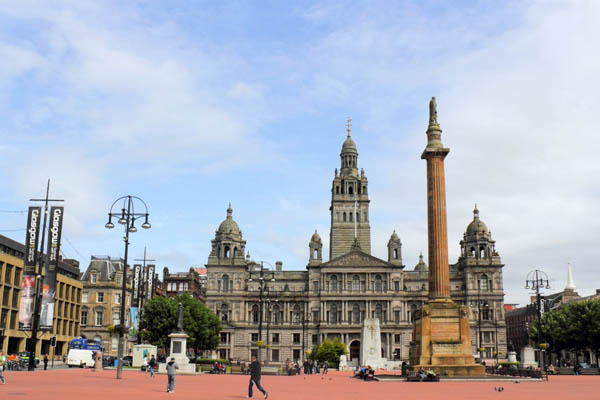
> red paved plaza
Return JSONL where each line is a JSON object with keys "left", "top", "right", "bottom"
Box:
{"left": 0, "top": 369, "right": 598, "bottom": 400}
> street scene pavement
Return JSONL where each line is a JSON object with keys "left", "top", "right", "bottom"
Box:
{"left": 0, "top": 369, "right": 598, "bottom": 400}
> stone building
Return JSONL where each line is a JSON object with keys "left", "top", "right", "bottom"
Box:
{"left": 79, "top": 256, "right": 133, "bottom": 356}
{"left": 0, "top": 234, "right": 82, "bottom": 360}
{"left": 204, "top": 122, "right": 507, "bottom": 365}
{"left": 162, "top": 266, "right": 205, "bottom": 301}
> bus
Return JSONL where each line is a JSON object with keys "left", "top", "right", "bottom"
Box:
{"left": 67, "top": 338, "right": 102, "bottom": 368}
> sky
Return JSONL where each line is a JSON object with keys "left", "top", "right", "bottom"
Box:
{"left": 1, "top": 0, "right": 599, "bottom": 306}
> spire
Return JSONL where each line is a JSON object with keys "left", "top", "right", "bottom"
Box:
{"left": 473, "top": 203, "right": 479, "bottom": 219}
{"left": 419, "top": 251, "right": 424, "bottom": 262}
{"left": 565, "top": 262, "right": 576, "bottom": 291}
{"left": 227, "top": 203, "right": 233, "bottom": 218}
{"left": 346, "top": 117, "right": 352, "bottom": 138}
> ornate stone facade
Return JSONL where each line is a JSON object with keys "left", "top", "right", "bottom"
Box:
{"left": 205, "top": 122, "right": 507, "bottom": 365}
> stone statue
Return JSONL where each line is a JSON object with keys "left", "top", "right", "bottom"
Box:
{"left": 176, "top": 302, "right": 184, "bottom": 332}
{"left": 429, "top": 96, "right": 438, "bottom": 125}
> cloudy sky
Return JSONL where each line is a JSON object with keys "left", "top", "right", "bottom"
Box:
{"left": 1, "top": 0, "right": 598, "bottom": 306}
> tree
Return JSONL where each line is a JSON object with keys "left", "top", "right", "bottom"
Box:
{"left": 308, "top": 338, "right": 347, "bottom": 368}
{"left": 139, "top": 293, "right": 221, "bottom": 356}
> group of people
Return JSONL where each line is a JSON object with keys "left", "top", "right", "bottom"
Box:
{"left": 212, "top": 361, "right": 227, "bottom": 374}
{"left": 143, "top": 355, "right": 158, "bottom": 377}
{"left": 354, "top": 365, "right": 376, "bottom": 381}
{"left": 302, "top": 359, "right": 329, "bottom": 375}
{"left": 417, "top": 367, "right": 437, "bottom": 382}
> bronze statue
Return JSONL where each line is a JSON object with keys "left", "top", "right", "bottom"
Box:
{"left": 429, "top": 96, "right": 438, "bottom": 125}
{"left": 176, "top": 302, "right": 184, "bottom": 332}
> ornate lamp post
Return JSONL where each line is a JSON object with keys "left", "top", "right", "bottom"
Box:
{"left": 248, "top": 261, "right": 275, "bottom": 363}
{"left": 265, "top": 295, "right": 278, "bottom": 365}
{"left": 105, "top": 195, "right": 151, "bottom": 379}
{"left": 525, "top": 269, "right": 550, "bottom": 369}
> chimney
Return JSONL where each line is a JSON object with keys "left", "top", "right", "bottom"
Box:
{"left": 275, "top": 261, "right": 283, "bottom": 271}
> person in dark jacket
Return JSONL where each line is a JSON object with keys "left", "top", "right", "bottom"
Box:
{"left": 43, "top": 354, "right": 49, "bottom": 370}
{"left": 149, "top": 355, "right": 157, "bottom": 377}
{"left": 248, "top": 356, "right": 268, "bottom": 399}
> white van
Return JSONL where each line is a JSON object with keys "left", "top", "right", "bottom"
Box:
{"left": 67, "top": 349, "right": 95, "bottom": 368}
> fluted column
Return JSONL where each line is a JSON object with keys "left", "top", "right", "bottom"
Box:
{"left": 421, "top": 96, "right": 450, "bottom": 300}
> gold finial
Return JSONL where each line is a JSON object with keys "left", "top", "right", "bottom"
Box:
{"left": 346, "top": 117, "right": 352, "bottom": 138}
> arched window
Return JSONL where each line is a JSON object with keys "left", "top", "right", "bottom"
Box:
{"left": 233, "top": 247, "right": 238, "bottom": 257}
{"left": 251, "top": 305, "right": 259, "bottom": 323}
{"left": 349, "top": 185, "right": 354, "bottom": 195}
{"left": 222, "top": 274, "right": 230, "bottom": 292}
{"left": 393, "top": 249, "right": 398, "bottom": 259}
{"left": 480, "top": 246, "right": 486, "bottom": 258}
{"left": 352, "top": 304, "right": 360, "bottom": 324}
{"left": 293, "top": 304, "right": 302, "bottom": 323}
{"left": 343, "top": 212, "right": 347, "bottom": 222}
{"left": 224, "top": 246, "right": 231, "bottom": 258}
{"left": 352, "top": 275, "right": 360, "bottom": 291}
{"left": 272, "top": 305, "right": 281, "bottom": 324}
{"left": 356, "top": 212, "right": 360, "bottom": 222}
{"left": 479, "top": 274, "right": 489, "bottom": 291}
{"left": 221, "top": 304, "right": 228, "bottom": 322}
{"left": 470, "top": 247, "right": 476, "bottom": 257}
{"left": 349, "top": 212, "right": 353, "bottom": 222}
{"left": 313, "top": 249, "right": 318, "bottom": 259}
{"left": 331, "top": 275, "right": 338, "bottom": 292}
{"left": 336, "top": 186, "right": 340, "bottom": 194}
{"left": 375, "top": 275, "right": 383, "bottom": 291}
{"left": 330, "top": 304, "right": 338, "bottom": 324}
{"left": 375, "top": 304, "right": 383, "bottom": 321}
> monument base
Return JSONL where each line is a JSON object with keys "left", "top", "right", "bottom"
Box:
{"left": 157, "top": 331, "right": 197, "bottom": 374}
{"left": 409, "top": 298, "right": 484, "bottom": 377}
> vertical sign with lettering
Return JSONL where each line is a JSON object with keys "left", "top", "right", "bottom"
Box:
{"left": 40, "top": 206, "right": 64, "bottom": 330}
{"left": 19, "top": 207, "right": 41, "bottom": 330}
{"left": 146, "top": 265, "right": 155, "bottom": 300}
{"left": 132, "top": 264, "right": 141, "bottom": 307}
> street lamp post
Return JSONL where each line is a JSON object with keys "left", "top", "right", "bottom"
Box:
{"left": 265, "top": 296, "right": 278, "bottom": 365}
{"left": 525, "top": 269, "right": 550, "bottom": 370}
{"left": 105, "top": 195, "right": 151, "bottom": 379}
{"left": 248, "top": 262, "right": 275, "bottom": 363}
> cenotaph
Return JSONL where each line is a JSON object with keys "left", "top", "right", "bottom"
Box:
{"left": 360, "top": 318, "right": 385, "bottom": 369}
{"left": 408, "top": 98, "right": 484, "bottom": 377}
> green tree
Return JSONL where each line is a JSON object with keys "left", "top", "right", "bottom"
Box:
{"left": 308, "top": 338, "right": 347, "bottom": 368}
{"left": 139, "top": 293, "right": 221, "bottom": 355}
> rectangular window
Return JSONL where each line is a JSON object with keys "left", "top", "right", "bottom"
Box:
{"left": 4, "top": 264, "right": 12, "bottom": 282}
{"left": 312, "top": 335, "right": 319, "bottom": 346}
{"left": 313, "top": 311, "right": 319, "bottom": 323}
{"left": 2, "top": 287, "right": 9, "bottom": 305}
{"left": 112, "top": 337, "right": 119, "bottom": 350}
{"left": 12, "top": 289, "right": 19, "bottom": 308}
{"left": 95, "top": 311, "right": 103, "bottom": 326}
{"left": 115, "top": 293, "right": 121, "bottom": 304}
{"left": 293, "top": 333, "right": 300, "bottom": 344}
{"left": 97, "top": 292, "right": 104, "bottom": 303}
{"left": 271, "top": 349, "right": 279, "bottom": 362}
{"left": 220, "top": 333, "right": 228, "bottom": 343}
{"left": 394, "top": 311, "right": 400, "bottom": 324}
{"left": 82, "top": 292, "right": 88, "bottom": 303}
{"left": 251, "top": 333, "right": 259, "bottom": 342}
{"left": 272, "top": 333, "right": 279, "bottom": 344}
{"left": 313, "top": 281, "right": 319, "bottom": 293}
{"left": 293, "top": 349, "right": 300, "bottom": 361}
{"left": 10, "top": 310, "right": 17, "bottom": 329}
{"left": 394, "top": 334, "right": 401, "bottom": 344}
{"left": 13, "top": 267, "right": 21, "bottom": 286}
{"left": 91, "top": 274, "right": 97, "bottom": 284}
{"left": 81, "top": 310, "right": 88, "bottom": 326}
{"left": 394, "top": 281, "right": 400, "bottom": 292}
{"left": 113, "top": 311, "right": 120, "bottom": 325}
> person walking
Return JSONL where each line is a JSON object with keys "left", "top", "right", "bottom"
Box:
{"left": 0, "top": 350, "right": 6, "bottom": 384}
{"left": 43, "top": 354, "right": 49, "bottom": 370}
{"left": 323, "top": 360, "right": 329, "bottom": 375}
{"left": 166, "top": 357, "right": 179, "bottom": 393}
{"left": 248, "top": 355, "right": 268, "bottom": 399}
{"left": 149, "top": 355, "right": 157, "bottom": 378}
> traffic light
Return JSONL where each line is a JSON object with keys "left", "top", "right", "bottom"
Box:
{"left": 50, "top": 336, "right": 57, "bottom": 347}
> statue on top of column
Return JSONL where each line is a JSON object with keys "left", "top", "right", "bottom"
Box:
{"left": 176, "top": 302, "right": 184, "bottom": 332}
{"left": 429, "top": 96, "right": 438, "bottom": 125}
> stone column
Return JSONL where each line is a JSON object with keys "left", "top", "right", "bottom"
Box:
{"left": 421, "top": 96, "right": 450, "bottom": 300}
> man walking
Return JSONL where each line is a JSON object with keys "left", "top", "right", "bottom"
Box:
{"left": 323, "top": 360, "right": 329, "bottom": 375}
{"left": 0, "top": 350, "right": 6, "bottom": 384}
{"left": 43, "top": 354, "right": 49, "bottom": 370}
{"left": 248, "top": 355, "right": 268, "bottom": 399}
{"left": 166, "top": 357, "right": 178, "bottom": 393}
{"left": 149, "top": 355, "right": 157, "bottom": 378}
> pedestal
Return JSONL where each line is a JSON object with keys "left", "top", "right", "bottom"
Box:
{"left": 408, "top": 298, "right": 485, "bottom": 377}
{"left": 360, "top": 318, "right": 386, "bottom": 369}
{"left": 520, "top": 346, "right": 537, "bottom": 368}
{"left": 158, "top": 332, "right": 196, "bottom": 374}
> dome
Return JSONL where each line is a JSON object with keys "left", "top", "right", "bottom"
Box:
{"left": 217, "top": 203, "right": 241, "bottom": 235}
{"left": 414, "top": 252, "right": 428, "bottom": 271}
{"left": 465, "top": 205, "right": 489, "bottom": 236}
{"left": 389, "top": 230, "right": 400, "bottom": 242}
{"left": 311, "top": 230, "right": 322, "bottom": 242}
{"left": 341, "top": 136, "right": 357, "bottom": 154}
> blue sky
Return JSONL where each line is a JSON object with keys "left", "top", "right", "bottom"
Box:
{"left": 1, "top": 1, "right": 599, "bottom": 306}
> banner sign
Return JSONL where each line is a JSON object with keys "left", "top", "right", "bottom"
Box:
{"left": 19, "top": 207, "right": 42, "bottom": 330}
{"left": 146, "top": 264, "right": 155, "bottom": 300}
{"left": 129, "top": 307, "right": 139, "bottom": 339}
{"left": 132, "top": 264, "right": 141, "bottom": 307}
{"left": 40, "top": 206, "right": 64, "bottom": 330}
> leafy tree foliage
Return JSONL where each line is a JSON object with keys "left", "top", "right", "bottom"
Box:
{"left": 308, "top": 338, "right": 347, "bottom": 368}
{"left": 530, "top": 298, "right": 600, "bottom": 361}
{"left": 140, "top": 293, "right": 221, "bottom": 354}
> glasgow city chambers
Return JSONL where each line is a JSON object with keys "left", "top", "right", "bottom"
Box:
{"left": 204, "top": 120, "right": 507, "bottom": 366}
